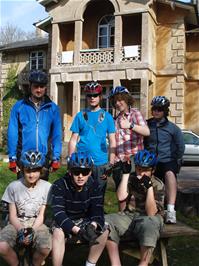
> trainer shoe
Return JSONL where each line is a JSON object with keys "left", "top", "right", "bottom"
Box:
{"left": 165, "top": 210, "right": 176, "bottom": 224}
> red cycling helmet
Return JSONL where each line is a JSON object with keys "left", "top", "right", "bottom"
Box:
{"left": 84, "top": 82, "right": 102, "bottom": 95}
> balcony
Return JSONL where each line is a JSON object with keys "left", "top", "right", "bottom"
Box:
{"left": 57, "top": 45, "right": 141, "bottom": 66}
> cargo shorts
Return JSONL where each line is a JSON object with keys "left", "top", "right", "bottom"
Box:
{"left": 0, "top": 224, "right": 52, "bottom": 250}
{"left": 105, "top": 211, "right": 163, "bottom": 248}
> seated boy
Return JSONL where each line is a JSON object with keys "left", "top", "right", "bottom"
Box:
{"left": 105, "top": 149, "right": 165, "bottom": 266}
{"left": 51, "top": 151, "right": 109, "bottom": 266}
{"left": 0, "top": 150, "right": 52, "bottom": 266}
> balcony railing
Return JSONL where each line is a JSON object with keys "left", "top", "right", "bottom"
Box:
{"left": 57, "top": 45, "right": 141, "bottom": 66}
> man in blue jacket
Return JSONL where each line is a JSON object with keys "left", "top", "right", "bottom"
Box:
{"left": 144, "top": 96, "right": 184, "bottom": 224}
{"left": 7, "top": 70, "right": 62, "bottom": 178}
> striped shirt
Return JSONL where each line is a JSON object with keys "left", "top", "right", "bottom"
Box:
{"left": 115, "top": 108, "right": 147, "bottom": 162}
{"left": 51, "top": 174, "right": 104, "bottom": 234}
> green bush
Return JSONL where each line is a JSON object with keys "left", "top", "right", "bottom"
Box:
{"left": 2, "top": 65, "right": 23, "bottom": 149}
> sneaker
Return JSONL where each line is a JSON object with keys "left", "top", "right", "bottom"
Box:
{"left": 165, "top": 210, "right": 176, "bottom": 224}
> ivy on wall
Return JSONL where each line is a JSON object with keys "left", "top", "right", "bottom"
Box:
{"left": 2, "top": 65, "right": 23, "bottom": 149}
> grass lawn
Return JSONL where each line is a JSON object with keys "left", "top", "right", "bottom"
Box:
{"left": 0, "top": 162, "right": 199, "bottom": 265}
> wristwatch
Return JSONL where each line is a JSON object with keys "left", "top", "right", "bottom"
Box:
{"left": 129, "top": 121, "right": 135, "bottom": 129}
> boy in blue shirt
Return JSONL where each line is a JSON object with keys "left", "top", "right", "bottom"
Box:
{"left": 68, "top": 82, "right": 116, "bottom": 193}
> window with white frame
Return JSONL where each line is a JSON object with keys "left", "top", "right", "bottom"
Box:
{"left": 30, "top": 51, "right": 45, "bottom": 70}
{"left": 98, "top": 15, "right": 115, "bottom": 48}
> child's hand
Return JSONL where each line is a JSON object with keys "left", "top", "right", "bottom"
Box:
{"left": 139, "top": 175, "right": 152, "bottom": 190}
{"left": 122, "top": 161, "right": 131, "bottom": 174}
{"left": 133, "top": 175, "right": 152, "bottom": 192}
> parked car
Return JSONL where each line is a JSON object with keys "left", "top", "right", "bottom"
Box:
{"left": 182, "top": 130, "right": 199, "bottom": 164}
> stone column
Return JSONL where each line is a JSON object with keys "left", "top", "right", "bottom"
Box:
{"left": 50, "top": 75, "right": 58, "bottom": 104}
{"left": 141, "top": 12, "right": 150, "bottom": 64}
{"left": 72, "top": 81, "right": 80, "bottom": 115}
{"left": 74, "top": 20, "right": 83, "bottom": 65}
{"left": 113, "top": 78, "right": 121, "bottom": 88}
{"left": 140, "top": 77, "right": 149, "bottom": 119}
{"left": 114, "top": 15, "right": 122, "bottom": 64}
{"left": 51, "top": 23, "right": 60, "bottom": 68}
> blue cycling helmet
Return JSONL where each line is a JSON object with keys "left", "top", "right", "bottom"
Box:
{"left": 20, "top": 150, "right": 45, "bottom": 169}
{"left": 134, "top": 150, "right": 157, "bottom": 168}
{"left": 29, "top": 70, "right": 48, "bottom": 85}
{"left": 109, "top": 86, "right": 130, "bottom": 98}
{"left": 68, "top": 152, "right": 94, "bottom": 170}
{"left": 151, "top": 96, "right": 170, "bottom": 108}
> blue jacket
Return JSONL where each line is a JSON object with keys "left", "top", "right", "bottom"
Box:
{"left": 8, "top": 96, "right": 62, "bottom": 161}
{"left": 144, "top": 117, "right": 185, "bottom": 163}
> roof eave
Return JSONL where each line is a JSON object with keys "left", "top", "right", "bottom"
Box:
{"left": 37, "top": 0, "right": 59, "bottom": 7}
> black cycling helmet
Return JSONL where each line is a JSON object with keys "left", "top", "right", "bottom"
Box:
{"left": 20, "top": 150, "right": 45, "bottom": 169}
{"left": 29, "top": 70, "right": 48, "bottom": 85}
{"left": 84, "top": 82, "right": 103, "bottom": 95}
{"left": 108, "top": 86, "right": 130, "bottom": 99}
{"left": 134, "top": 150, "right": 157, "bottom": 168}
{"left": 151, "top": 96, "right": 170, "bottom": 108}
{"left": 68, "top": 152, "right": 94, "bottom": 170}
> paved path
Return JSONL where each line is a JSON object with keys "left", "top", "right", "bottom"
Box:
{"left": 178, "top": 166, "right": 199, "bottom": 190}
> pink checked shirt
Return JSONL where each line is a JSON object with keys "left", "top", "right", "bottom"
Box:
{"left": 115, "top": 108, "right": 147, "bottom": 162}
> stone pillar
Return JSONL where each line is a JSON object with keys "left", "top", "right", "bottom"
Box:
{"left": 141, "top": 12, "right": 150, "bottom": 63}
{"left": 113, "top": 78, "right": 121, "bottom": 88}
{"left": 114, "top": 15, "right": 122, "bottom": 64}
{"left": 74, "top": 20, "right": 83, "bottom": 65}
{"left": 51, "top": 23, "right": 59, "bottom": 68}
{"left": 50, "top": 75, "right": 58, "bottom": 104}
{"left": 72, "top": 81, "right": 80, "bottom": 115}
{"left": 140, "top": 78, "right": 149, "bottom": 119}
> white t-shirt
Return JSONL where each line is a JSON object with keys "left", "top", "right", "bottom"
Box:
{"left": 2, "top": 178, "right": 51, "bottom": 227}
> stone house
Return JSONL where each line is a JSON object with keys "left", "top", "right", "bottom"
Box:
{"left": 35, "top": 0, "right": 199, "bottom": 143}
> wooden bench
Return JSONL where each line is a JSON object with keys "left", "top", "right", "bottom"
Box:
{"left": 120, "top": 222, "right": 199, "bottom": 266}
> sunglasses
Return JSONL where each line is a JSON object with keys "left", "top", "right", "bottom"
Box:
{"left": 152, "top": 107, "right": 164, "bottom": 112}
{"left": 71, "top": 168, "right": 91, "bottom": 176}
{"left": 86, "top": 93, "right": 100, "bottom": 98}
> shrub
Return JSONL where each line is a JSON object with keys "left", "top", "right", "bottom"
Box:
{"left": 2, "top": 65, "right": 23, "bottom": 149}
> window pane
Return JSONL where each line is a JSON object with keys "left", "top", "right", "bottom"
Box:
{"left": 183, "top": 133, "right": 194, "bottom": 144}
{"left": 99, "top": 37, "right": 107, "bottom": 48}
{"left": 99, "top": 27, "right": 107, "bottom": 36}
{"left": 31, "top": 52, "right": 36, "bottom": 58}
{"left": 38, "top": 52, "right": 43, "bottom": 57}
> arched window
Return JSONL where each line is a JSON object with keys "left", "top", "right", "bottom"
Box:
{"left": 98, "top": 15, "right": 115, "bottom": 48}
